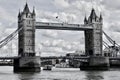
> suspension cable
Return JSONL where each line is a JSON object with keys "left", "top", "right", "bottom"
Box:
{"left": 103, "top": 41, "right": 110, "bottom": 48}
{"left": 103, "top": 31, "right": 120, "bottom": 47}
{"left": 102, "top": 31, "right": 114, "bottom": 44}
{"left": 0, "top": 27, "right": 23, "bottom": 48}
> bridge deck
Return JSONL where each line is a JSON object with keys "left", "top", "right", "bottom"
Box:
{"left": 40, "top": 56, "right": 89, "bottom": 60}
{"left": 35, "top": 22, "right": 93, "bottom": 31}
{"left": 0, "top": 56, "right": 19, "bottom": 59}
{"left": 0, "top": 56, "right": 120, "bottom": 60}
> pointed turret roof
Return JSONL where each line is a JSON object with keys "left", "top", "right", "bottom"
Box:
{"left": 32, "top": 6, "right": 35, "bottom": 15}
{"left": 88, "top": 8, "right": 98, "bottom": 23}
{"left": 84, "top": 16, "right": 87, "bottom": 22}
{"left": 89, "top": 8, "right": 97, "bottom": 19}
{"left": 18, "top": 10, "right": 21, "bottom": 18}
{"left": 23, "top": 2, "right": 30, "bottom": 13}
{"left": 99, "top": 13, "right": 103, "bottom": 21}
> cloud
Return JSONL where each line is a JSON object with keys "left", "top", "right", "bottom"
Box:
{"left": 41, "top": 30, "right": 58, "bottom": 39}
{"left": 101, "top": 0, "right": 120, "bottom": 10}
{"left": 36, "top": 11, "right": 59, "bottom": 22}
{"left": 53, "top": 0, "right": 70, "bottom": 8}
{"left": 37, "top": 38, "right": 84, "bottom": 56}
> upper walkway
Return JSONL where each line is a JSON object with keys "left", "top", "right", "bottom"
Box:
{"left": 35, "top": 22, "right": 93, "bottom": 31}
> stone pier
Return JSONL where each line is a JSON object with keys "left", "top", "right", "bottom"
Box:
{"left": 14, "top": 57, "right": 40, "bottom": 72}
{"left": 80, "top": 56, "right": 109, "bottom": 70}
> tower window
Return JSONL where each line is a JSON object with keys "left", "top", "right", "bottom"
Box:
{"left": 29, "top": 48, "right": 30, "bottom": 52}
{"left": 28, "top": 20, "right": 31, "bottom": 24}
{"left": 29, "top": 40, "right": 30, "bottom": 44}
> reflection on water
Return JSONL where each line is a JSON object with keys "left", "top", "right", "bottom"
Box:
{"left": 85, "top": 71, "right": 104, "bottom": 80}
{"left": 0, "top": 66, "right": 120, "bottom": 80}
{"left": 17, "top": 73, "right": 37, "bottom": 80}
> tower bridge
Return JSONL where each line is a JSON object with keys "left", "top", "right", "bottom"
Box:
{"left": 14, "top": 3, "right": 106, "bottom": 72}
{"left": 0, "top": 3, "right": 119, "bottom": 72}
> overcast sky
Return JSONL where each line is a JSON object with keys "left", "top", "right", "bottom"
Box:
{"left": 0, "top": 0, "right": 120, "bottom": 56}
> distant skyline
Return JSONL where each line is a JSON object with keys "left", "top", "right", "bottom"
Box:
{"left": 0, "top": 0, "right": 120, "bottom": 56}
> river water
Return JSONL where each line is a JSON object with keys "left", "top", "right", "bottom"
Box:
{"left": 0, "top": 66, "right": 120, "bottom": 80}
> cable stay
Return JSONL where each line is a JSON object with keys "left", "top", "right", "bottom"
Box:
{"left": 0, "top": 27, "right": 23, "bottom": 48}
{"left": 0, "top": 28, "right": 20, "bottom": 44}
{"left": 103, "top": 41, "right": 110, "bottom": 48}
{"left": 102, "top": 31, "right": 114, "bottom": 44}
{"left": 103, "top": 43, "right": 109, "bottom": 50}
{"left": 103, "top": 31, "right": 120, "bottom": 47}
{"left": 103, "top": 41, "right": 109, "bottom": 47}
{"left": 103, "top": 31, "right": 120, "bottom": 57}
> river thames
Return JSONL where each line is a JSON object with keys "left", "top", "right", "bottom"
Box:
{"left": 0, "top": 66, "right": 120, "bottom": 80}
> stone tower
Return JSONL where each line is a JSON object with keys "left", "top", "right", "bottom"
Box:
{"left": 80, "top": 9, "right": 109, "bottom": 70}
{"left": 18, "top": 3, "right": 36, "bottom": 57}
{"left": 14, "top": 3, "right": 40, "bottom": 72}
{"left": 84, "top": 8, "right": 103, "bottom": 56}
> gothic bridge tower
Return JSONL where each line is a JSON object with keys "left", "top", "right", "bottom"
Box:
{"left": 18, "top": 3, "right": 35, "bottom": 57}
{"left": 80, "top": 8, "right": 109, "bottom": 70}
{"left": 84, "top": 8, "right": 103, "bottom": 56}
{"left": 14, "top": 3, "right": 40, "bottom": 72}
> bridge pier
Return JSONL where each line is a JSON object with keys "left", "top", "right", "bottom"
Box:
{"left": 110, "top": 59, "right": 120, "bottom": 68}
{"left": 14, "top": 56, "right": 40, "bottom": 72}
{"left": 80, "top": 56, "right": 109, "bottom": 70}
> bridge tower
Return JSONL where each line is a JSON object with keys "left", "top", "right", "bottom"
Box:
{"left": 84, "top": 8, "right": 103, "bottom": 56}
{"left": 14, "top": 3, "right": 40, "bottom": 72}
{"left": 18, "top": 3, "right": 35, "bottom": 57}
{"left": 80, "top": 8, "right": 109, "bottom": 70}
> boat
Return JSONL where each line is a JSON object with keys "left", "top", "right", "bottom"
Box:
{"left": 55, "top": 63, "right": 69, "bottom": 68}
{"left": 43, "top": 65, "right": 52, "bottom": 70}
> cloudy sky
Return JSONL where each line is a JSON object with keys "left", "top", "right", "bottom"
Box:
{"left": 0, "top": 0, "right": 120, "bottom": 56}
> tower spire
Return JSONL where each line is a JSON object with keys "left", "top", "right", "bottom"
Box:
{"left": 88, "top": 8, "right": 98, "bottom": 23}
{"left": 32, "top": 6, "right": 35, "bottom": 16}
{"left": 18, "top": 9, "right": 21, "bottom": 18}
{"left": 99, "top": 13, "right": 103, "bottom": 22}
{"left": 90, "top": 8, "right": 97, "bottom": 18}
{"left": 23, "top": 2, "right": 30, "bottom": 13}
{"left": 84, "top": 15, "right": 88, "bottom": 24}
